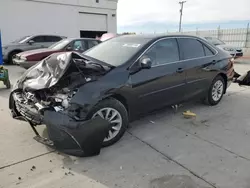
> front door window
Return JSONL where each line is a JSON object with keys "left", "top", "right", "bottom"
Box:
{"left": 144, "top": 38, "right": 180, "bottom": 66}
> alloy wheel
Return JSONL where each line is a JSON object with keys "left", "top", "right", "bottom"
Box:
{"left": 211, "top": 80, "right": 224, "bottom": 101}
{"left": 92, "top": 108, "right": 122, "bottom": 142}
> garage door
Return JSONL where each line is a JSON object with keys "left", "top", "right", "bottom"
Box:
{"left": 78, "top": 12, "right": 107, "bottom": 31}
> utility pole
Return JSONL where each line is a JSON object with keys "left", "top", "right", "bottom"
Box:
{"left": 179, "top": 1, "right": 186, "bottom": 32}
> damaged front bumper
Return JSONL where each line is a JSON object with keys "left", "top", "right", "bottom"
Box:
{"left": 9, "top": 92, "right": 110, "bottom": 157}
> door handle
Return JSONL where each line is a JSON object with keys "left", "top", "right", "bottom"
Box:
{"left": 212, "top": 60, "right": 217, "bottom": 64}
{"left": 176, "top": 68, "right": 184, "bottom": 73}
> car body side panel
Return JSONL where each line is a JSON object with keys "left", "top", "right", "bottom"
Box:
{"left": 70, "top": 68, "right": 131, "bottom": 115}
{"left": 176, "top": 38, "right": 232, "bottom": 100}
{"left": 182, "top": 56, "right": 220, "bottom": 100}
{"left": 128, "top": 62, "right": 186, "bottom": 115}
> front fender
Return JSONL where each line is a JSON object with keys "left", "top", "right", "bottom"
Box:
{"left": 70, "top": 69, "right": 129, "bottom": 113}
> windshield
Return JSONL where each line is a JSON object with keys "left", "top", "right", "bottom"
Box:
{"left": 13, "top": 36, "right": 32, "bottom": 44}
{"left": 84, "top": 36, "right": 150, "bottom": 66}
{"left": 49, "top": 39, "right": 70, "bottom": 50}
{"left": 205, "top": 37, "right": 225, "bottom": 45}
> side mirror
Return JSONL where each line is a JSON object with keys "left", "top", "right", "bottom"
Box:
{"left": 66, "top": 46, "right": 73, "bottom": 51}
{"left": 140, "top": 57, "right": 152, "bottom": 69}
{"left": 28, "top": 40, "right": 34, "bottom": 45}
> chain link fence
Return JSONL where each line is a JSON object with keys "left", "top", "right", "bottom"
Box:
{"left": 167, "top": 24, "right": 250, "bottom": 48}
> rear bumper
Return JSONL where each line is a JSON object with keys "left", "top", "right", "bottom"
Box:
{"left": 9, "top": 91, "right": 110, "bottom": 157}
{"left": 231, "top": 52, "right": 243, "bottom": 58}
{"left": 13, "top": 59, "right": 39, "bottom": 69}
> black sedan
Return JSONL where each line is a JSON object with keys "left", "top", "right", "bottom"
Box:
{"left": 9, "top": 35, "right": 234, "bottom": 156}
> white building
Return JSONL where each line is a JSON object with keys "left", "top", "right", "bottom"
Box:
{"left": 0, "top": 0, "right": 118, "bottom": 44}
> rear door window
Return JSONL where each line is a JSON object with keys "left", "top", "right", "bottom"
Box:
{"left": 178, "top": 38, "right": 205, "bottom": 59}
{"left": 45, "top": 36, "right": 62, "bottom": 42}
{"left": 88, "top": 40, "right": 99, "bottom": 49}
{"left": 32, "top": 36, "right": 45, "bottom": 43}
{"left": 70, "top": 40, "right": 86, "bottom": 51}
{"left": 203, "top": 44, "right": 214, "bottom": 56}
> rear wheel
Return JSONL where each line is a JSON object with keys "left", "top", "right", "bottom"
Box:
{"left": 205, "top": 75, "right": 225, "bottom": 106}
{"left": 88, "top": 98, "right": 129, "bottom": 147}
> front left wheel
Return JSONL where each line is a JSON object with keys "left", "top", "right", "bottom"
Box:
{"left": 88, "top": 98, "right": 129, "bottom": 147}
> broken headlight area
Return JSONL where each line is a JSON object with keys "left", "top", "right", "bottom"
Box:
{"left": 11, "top": 86, "right": 79, "bottom": 125}
{"left": 67, "top": 103, "right": 89, "bottom": 121}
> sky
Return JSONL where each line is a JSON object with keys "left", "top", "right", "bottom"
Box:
{"left": 117, "top": 0, "right": 250, "bottom": 33}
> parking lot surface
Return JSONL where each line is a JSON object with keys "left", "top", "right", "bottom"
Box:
{"left": 1, "top": 59, "right": 250, "bottom": 188}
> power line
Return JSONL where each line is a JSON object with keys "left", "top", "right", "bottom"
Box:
{"left": 179, "top": 1, "right": 187, "bottom": 32}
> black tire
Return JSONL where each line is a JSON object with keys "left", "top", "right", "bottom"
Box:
{"left": 205, "top": 75, "right": 225, "bottom": 106}
{"left": 8, "top": 51, "right": 21, "bottom": 65}
{"left": 87, "top": 98, "right": 129, "bottom": 147}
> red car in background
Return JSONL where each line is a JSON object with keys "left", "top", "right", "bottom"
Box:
{"left": 13, "top": 38, "right": 101, "bottom": 69}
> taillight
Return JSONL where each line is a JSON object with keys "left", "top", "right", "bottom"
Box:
{"left": 227, "top": 58, "right": 234, "bottom": 79}
{"left": 231, "top": 58, "right": 235, "bottom": 64}
{"left": 228, "top": 58, "right": 234, "bottom": 69}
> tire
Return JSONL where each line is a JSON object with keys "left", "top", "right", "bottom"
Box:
{"left": 87, "top": 98, "right": 129, "bottom": 147}
{"left": 205, "top": 75, "right": 225, "bottom": 106}
{"left": 8, "top": 51, "right": 21, "bottom": 65}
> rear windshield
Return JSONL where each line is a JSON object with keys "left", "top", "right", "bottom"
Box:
{"left": 205, "top": 37, "right": 225, "bottom": 45}
{"left": 84, "top": 36, "right": 151, "bottom": 66}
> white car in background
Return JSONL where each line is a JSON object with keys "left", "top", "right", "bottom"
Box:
{"left": 204, "top": 37, "right": 243, "bottom": 58}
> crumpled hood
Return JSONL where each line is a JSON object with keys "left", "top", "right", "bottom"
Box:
{"left": 15, "top": 52, "right": 74, "bottom": 91}
{"left": 14, "top": 52, "right": 111, "bottom": 91}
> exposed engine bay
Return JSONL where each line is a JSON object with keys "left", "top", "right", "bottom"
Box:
{"left": 11, "top": 52, "right": 111, "bottom": 125}
{"left": 13, "top": 86, "right": 78, "bottom": 124}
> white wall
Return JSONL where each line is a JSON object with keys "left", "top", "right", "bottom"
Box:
{"left": 0, "top": 0, "right": 117, "bottom": 44}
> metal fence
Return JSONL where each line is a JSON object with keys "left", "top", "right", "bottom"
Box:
{"left": 167, "top": 24, "right": 250, "bottom": 48}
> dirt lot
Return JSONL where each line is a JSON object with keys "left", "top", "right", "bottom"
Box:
{"left": 1, "top": 59, "right": 250, "bottom": 188}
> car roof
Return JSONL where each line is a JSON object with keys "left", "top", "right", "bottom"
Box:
{"left": 32, "top": 34, "right": 65, "bottom": 37}
{"left": 117, "top": 34, "right": 204, "bottom": 41}
{"left": 65, "top": 37, "right": 99, "bottom": 41}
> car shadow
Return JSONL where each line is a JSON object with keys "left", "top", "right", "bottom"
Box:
{"left": 29, "top": 91, "right": 244, "bottom": 187}
{"left": 58, "top": 100, "right": 212, "bottom": 188}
